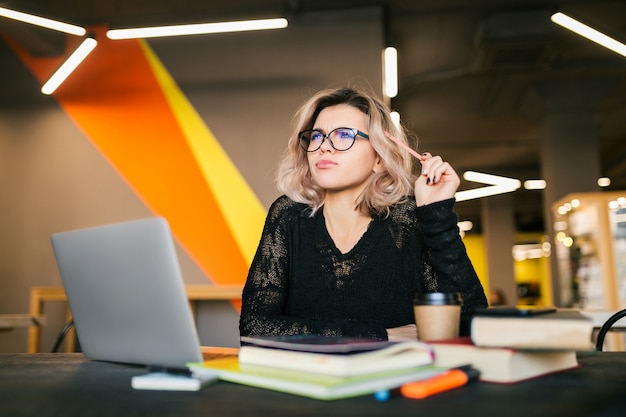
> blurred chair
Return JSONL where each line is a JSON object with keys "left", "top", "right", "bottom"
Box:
{"left": 596, "top": 308, "right": 626, "bottom": 351}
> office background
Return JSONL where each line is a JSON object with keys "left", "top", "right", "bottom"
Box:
{"left": 1, "top": 1, "right": 625, "bottom": 352}
{"left": 0, "top": 6, "right": 386, "bottom": 351}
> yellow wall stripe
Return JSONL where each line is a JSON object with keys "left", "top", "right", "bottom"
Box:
{"left": 140, "top": 40, "right": 266, "bottom": 264}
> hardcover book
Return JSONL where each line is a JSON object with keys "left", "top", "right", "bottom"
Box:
{"left": 239, "top": 335, "right": 395, "bottom": 353}
{"left": 470, "top": 308, "right": 595, "bottom": 351}
{"left": 430, "top": 337, "right": 579, "bottom": 383}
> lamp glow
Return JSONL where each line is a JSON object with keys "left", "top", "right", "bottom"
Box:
{"left": 41, "top": 37, "right": 98, "bottom": 95}
{"left": 383, "top": 47, "right": 398, "bottom": 98}
{"left": 106, "top": 18, "right": 288, "bottom": 39}
{"left": 0, "top": 6, "right": 86, "bottom": 36}
{"left": 551, "top": 12, "right": 626, "bottom": 58}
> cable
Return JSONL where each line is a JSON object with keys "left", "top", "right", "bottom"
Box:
{"left": 51, "top": 320, "right": 75, "bottom": 353}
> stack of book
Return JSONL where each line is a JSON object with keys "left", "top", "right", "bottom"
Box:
{"left": 430, "top": 307, "right": 595, "bottom": 383}
{"left": 188, "top": 308, "right": 596, "bottom": 395}
{"left": 188, "top": 335, "right": 444, "bottom": 400}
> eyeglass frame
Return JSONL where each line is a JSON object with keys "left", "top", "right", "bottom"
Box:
{"left": 298, "top": 127, "right": 370, "bottom": 152}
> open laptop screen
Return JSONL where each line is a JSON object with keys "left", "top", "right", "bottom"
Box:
{"left": 51, "top": 217, "right": 203, "bottom": 369}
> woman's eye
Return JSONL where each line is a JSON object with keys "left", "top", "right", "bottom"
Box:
{"left": 335, "top": 130, "right": 353, "bottom": 139}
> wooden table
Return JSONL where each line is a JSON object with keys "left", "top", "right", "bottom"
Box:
{"left": 0, "top": 314, "right": 45, "bottom": 329}
{"left": 27, "top": 285, "right": 243, "bottom": 353}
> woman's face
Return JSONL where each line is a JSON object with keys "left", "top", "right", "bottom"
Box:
{"left": 306, "top": 104, "right": 382, "bottom": 196}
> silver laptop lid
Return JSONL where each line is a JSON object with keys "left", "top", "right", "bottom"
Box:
{"left": 51, "top": 217, "right": 203, "bottom": 369}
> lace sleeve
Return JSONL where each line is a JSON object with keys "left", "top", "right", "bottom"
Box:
{"left": 239, "top": 196, "right": 295, "bottom": 336}
{"left": 414, "top": 198, "right": 488, "bottom": 335}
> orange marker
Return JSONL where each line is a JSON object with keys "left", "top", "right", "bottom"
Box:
{"left": 400, "top": 365, "right": 480, "bottom": 399}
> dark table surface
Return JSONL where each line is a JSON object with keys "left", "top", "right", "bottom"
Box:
{"left": 1, "top": 352, "right": 626, "bottom": 417}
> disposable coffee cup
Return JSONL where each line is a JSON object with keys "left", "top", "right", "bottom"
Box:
{"left": 413, "top": 292, "right": 462, "bottom": 341}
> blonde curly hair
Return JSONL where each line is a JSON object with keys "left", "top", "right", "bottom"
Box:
{"left": 276, "top": 86, "right": 418, "bottom": 217}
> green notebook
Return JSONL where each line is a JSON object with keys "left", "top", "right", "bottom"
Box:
{"left": 188, "top": 357, "right": 444, "bottom": 400}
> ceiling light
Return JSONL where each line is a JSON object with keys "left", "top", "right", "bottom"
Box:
{"left": 382, "top": 47, "right": 398, "bottom": 98}
{"left": 0, "top": 6, "right": 86, "bottom": 36}
{"left": 598, "top": 177, "right": 611, "bottom": 187}
{"left": 41, "top": 37, "right": 98, "bottom": 95}
{"left": 455, "top": 185, "right": 517, "bottom": 202}
{"left": 390, "top": 111, "right": 400, "bottom": 127}
{"left": 106, "top": 18, "right": 288, "bottom": 40}
{"left": 457, "top": 220, "right": 473, "bottom": 232}
{"left": 551, "top": 12, "right": 626, "bottom": 58}
{"left": 512, "top": 243, "right": 548, "bottom": 261}
{"left": 463, "top": 171, "right": 521, "bottom": 188}
{"left": 455, "top": 171, "right": 521, "bottom": 202}
{"left": 524, "top": 179, "right": 546, "bottom": 190}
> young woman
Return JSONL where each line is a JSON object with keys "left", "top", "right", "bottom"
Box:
{"left": 239, "top": 86, "right": 487, "bottom": 341}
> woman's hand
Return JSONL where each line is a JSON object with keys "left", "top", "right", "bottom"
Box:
{"left": 414, "top": 152, "right": 460, "bottom": 206}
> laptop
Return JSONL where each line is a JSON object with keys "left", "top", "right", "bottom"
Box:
{"left": 50, "top": 217, "right": 203, "bottom": 370}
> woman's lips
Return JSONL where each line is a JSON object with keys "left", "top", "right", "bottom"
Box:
{"left": 315, "top": 159, "right": 337, "bottom": 169}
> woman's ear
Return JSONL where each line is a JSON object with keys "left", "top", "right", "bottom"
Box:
{"left": 372, "top": 155, "right": 385, "bottom": 173}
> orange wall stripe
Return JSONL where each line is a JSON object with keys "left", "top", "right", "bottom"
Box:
{"left": 139, "top": 41, "right": 266, "bottom": 265}
{"left": 11, "top": 28, "right": 248, "bottom": 287}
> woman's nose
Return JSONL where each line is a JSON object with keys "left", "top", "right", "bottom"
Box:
{"left": 318, "top": 135, "right": 334, "bottom": 152}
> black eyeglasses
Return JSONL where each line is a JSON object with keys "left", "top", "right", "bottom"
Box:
{"left": 298, "top": 127, "right": 370, "bottom": 152}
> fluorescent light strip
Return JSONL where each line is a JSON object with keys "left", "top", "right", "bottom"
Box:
{"left": 41, "top": 38, "right": 98, "bottom": 95}
{"left": 551, "top": 12, "right": 626, "bottom": 58}
{"left": 457, "top": 220, "right": 473, "bottom": 232}
{"left": 455, "top": 185, "right": 518, "bottom": 202}
{"left": 107, "top": 18, "right": 288, "bottom": 39}
{"left": 390, "top": 111, "right": 401, "bottom": 127}
{"left": 463, "top": 171, "right": 521, "bottom": 188}
{"left": 523, "top": 179, "right": 546, "bottom": 190}
{"left": 455, "top": 171, "right": 521, "bottom": 202}
{"left": 383, "top": 47, "right": 398, "bottom": 98}
{"left": 0, "top": 6, "right": 86, "bottom": 36}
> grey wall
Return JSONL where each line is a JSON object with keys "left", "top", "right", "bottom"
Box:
{"left": 0, "top": 7, "right": 384, "bottom": 352}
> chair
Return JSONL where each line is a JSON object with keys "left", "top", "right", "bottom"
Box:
{"left": 595, "top": 308, "right": 626, "bottom": 351}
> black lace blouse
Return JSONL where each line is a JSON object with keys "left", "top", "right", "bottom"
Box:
{"left": 239, "top": 195, "right": 487, "bottom": 340}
